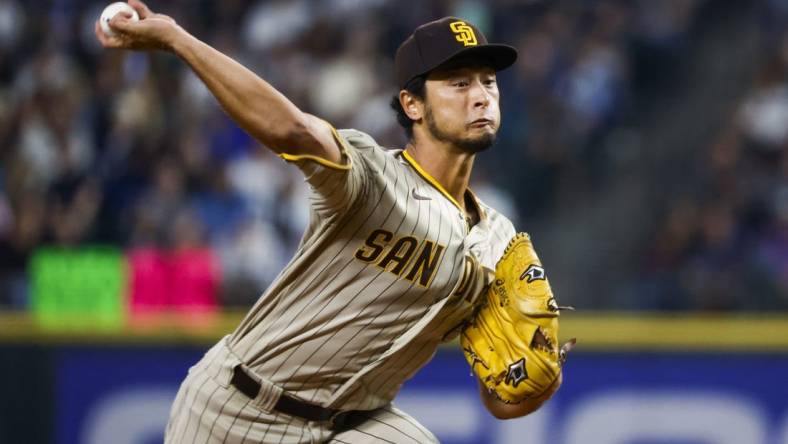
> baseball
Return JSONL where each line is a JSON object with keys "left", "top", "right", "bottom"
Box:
{"left": 99, "top": 2, "right": 139, "bottom": 37}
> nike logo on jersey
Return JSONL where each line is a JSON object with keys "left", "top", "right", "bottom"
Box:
{"left": 411, "top": 188, "right": 431, "bottom": 200}
{"left": 354, "top": 229, "right": 446, "bottom": 288}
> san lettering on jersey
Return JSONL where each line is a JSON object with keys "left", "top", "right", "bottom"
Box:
{"left": 354, "top": 229, "right": 446, "bottom": 288}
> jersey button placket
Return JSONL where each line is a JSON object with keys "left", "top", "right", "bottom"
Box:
{"left": 459, "top": 212, "right": 469, "bottom": 234}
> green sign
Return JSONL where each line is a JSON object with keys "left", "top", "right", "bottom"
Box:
{"left": 30, "top": 246, "right": 126, "bottom": 329}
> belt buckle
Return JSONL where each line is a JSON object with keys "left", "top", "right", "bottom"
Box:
{"left": 329, "top": 410, "right": 348, "bottom": 430}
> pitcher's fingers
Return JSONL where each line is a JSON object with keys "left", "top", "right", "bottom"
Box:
{"left": 108, "top": 12, "right": 136, "bottom": 34}
{"left": 128, "top": 0, "right": 153, "bottom": 19}
{"left": 94, "top": 20, "right": 121, "bottom": 47}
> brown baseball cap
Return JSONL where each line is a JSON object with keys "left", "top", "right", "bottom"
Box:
{"left": 395, "top": 17, "right": 518, "bottom": 89}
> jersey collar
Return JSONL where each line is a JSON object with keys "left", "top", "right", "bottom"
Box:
{"left": 402, "top": 149, "right": 463, "bottom": 211}
{"left": 401, "top": 149, "right": 486, "bottom": 222}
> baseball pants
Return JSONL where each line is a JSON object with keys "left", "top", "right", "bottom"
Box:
{"left": 164, "top": 336, "right": 439, "bottom": 443}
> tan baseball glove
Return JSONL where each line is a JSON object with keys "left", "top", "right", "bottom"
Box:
{"left": 461, "top": 232, "right": 574, "bottom": 404}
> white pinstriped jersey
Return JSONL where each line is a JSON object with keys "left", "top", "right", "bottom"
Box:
{"left": 228, "top": 128, "right": 516, "bottom": 411}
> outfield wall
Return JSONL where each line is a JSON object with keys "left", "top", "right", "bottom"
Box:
{"left": 1, "top": 313, "right": 786, "bottom": 444}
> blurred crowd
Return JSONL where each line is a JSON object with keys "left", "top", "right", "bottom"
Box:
{"left": 633, "top": 0, "right": 788, "bottom": 310}
{"left": 0, "top": 0, "right": 785, "bottom": 311}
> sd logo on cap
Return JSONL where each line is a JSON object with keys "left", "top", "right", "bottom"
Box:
{"left": 394, "top": 17, "right": 518, "bottom": 89}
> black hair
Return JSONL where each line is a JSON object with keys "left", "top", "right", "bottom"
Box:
{"left": 389, "top": 75, "right": 426, "bottom": 140}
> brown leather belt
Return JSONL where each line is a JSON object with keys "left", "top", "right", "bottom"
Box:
{"left": 230, "top": 364, "right": 359, "bottom": 429}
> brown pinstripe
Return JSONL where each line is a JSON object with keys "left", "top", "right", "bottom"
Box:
{"left": 165, "top": 129, "right": 517, "bottom": 443}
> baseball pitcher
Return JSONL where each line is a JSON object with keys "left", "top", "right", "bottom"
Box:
{"left": 95, "top": 1, "right": 574, "bottom": 442}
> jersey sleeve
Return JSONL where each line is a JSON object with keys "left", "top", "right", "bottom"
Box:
{"left": 278, "top": 127, "right": 379, "bottom": 216}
